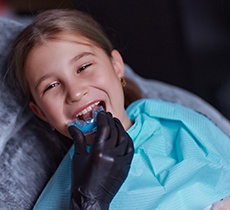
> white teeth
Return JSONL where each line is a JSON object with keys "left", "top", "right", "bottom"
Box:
{"left": 82, "top": 109, "right": 87, "bottom": 115}
{"left": 86, "top": 106, "right": 92, "bottom": 112}
{"left": 76, "top": 102, "right": 100, "bottom": 117}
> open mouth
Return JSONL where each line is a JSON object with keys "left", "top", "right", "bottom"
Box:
{"left": 68, "top": 101, "right": 105, "bottom": 135}
{"left": 76, "top": 101, "right": 104, "bottom": 120}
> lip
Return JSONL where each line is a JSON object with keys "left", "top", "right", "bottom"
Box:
{"left": 71, "top": 100, "right": 106, "bottom": 120}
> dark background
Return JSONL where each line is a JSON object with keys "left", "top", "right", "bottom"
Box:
{"left": 6, "top": 0, "right": 230, "bottom": 119}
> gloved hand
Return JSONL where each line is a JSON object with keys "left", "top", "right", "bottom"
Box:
{"left": 68, "top": 111, "right": 134, "bottom": 210}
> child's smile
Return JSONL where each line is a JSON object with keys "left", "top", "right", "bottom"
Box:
{"left": 69, "top": 101, "right": 104, "bottom": 136}
{"left": 25, "top": 32, "right": 132, "bottom": 138}
{"left": 72, "top": 101, "right": 105, "bottom": 121}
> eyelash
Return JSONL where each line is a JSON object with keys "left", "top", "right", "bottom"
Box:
{"left": 42, "top": 63, "right": 92, "bottom": 93}
{"left": 44, "top": 82, "right": 59, "bottom": 93}
{"left": 77, "top": 63, "right": 92, "bottom": 73}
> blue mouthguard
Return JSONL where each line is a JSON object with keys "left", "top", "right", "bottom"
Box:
{"left": 68, "top": 106, "right": 104, "bottom": 135}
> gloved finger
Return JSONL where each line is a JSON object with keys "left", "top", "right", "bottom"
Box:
{"left": 114, "top": 117, "right": 134, "bottom": 155}
{"left": 126, "top": 133, "right": 134, "bottom": 155}
{"left": 113, "top": 118, "right": 129, "bottom": 156}
{"left": 115, "top": 151, "right": 134, "bottom": 179}
{"left": 105, "top": 112, "right": 118, "bottom": 148}
{"left": 68, "top": 125, "right": 87, "bottom": 155}
{"left": 113, "top": 117, "right": 126, "bottom": 145}
{"left": 94, "top": 111, "right": 110, "bottom": 144}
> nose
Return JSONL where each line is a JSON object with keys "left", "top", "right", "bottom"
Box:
{"left": 66, "top": 81, "right": 88, "bottom": 104}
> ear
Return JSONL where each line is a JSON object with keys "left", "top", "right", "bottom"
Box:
{"left": 29, "top": 101, "right": 49, "bottom": 123}
{"left": 111, "top": 50, "right": 124, "bottom": 78}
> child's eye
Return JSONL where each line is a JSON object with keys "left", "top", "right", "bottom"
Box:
{"left": 44, "top": 82, "right": 60, "bottom": 92}
{"left": 77, "top": 63, "right": 92, "bottom": 73}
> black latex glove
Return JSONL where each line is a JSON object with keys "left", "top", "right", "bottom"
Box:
{"left": 68, "top": 111, "right": 134, "bottom": 210}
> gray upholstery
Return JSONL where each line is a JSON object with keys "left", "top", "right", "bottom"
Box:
{"left": 0, "top": 18, "right": 71, "bottom": 210}
{"left": 0, "top": 17, "right": 229, "bottom": 210}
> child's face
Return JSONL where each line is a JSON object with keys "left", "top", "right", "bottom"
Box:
{"left": 25, "top": 33, "right": 131, "bottom": 138}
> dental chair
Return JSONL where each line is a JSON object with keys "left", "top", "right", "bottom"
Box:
{"left": 0, "top": 17, "right": 230, "bottom": 210}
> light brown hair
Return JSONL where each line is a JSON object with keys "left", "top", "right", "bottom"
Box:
{"left": 8, "top": 9, "right": 113, "bottom": 99}
{"left": 7, "top": 9, "right": 143, "bottom": 107}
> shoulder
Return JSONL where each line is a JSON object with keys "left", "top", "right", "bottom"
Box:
{"left": 126, "top": 98, "right": 228, "bottom": 138}
{"left": 126, "top": 98, "right": 198, "bottom": 118}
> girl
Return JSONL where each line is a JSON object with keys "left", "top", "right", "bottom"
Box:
{"left": 8, "top": 9, "right": 230, "bottom": 210}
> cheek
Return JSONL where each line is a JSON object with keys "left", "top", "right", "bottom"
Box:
{"left": 56, "top": 125, "right": 70, "bottom": 138}
{"left": 36, "top": 98, "right": 62, "bottom": 123}
{"left": 110, "top": 85, "right": 125, "bottom": 114}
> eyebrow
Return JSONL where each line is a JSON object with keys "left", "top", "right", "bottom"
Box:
{"left": 34, "top": 52, "right": 94, "bottom": 91}
{"left": 35, "top": 73, "right": 54, "bottom": 92}
{"left": 70, "top": 52, "right": 94, "bottom": 64}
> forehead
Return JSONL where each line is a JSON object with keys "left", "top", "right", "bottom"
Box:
{"left": 25, "top": 32, "right": 99, "bottom": 80}
{"left": 26, "top": 32, "right": 96, "bottom": 65}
